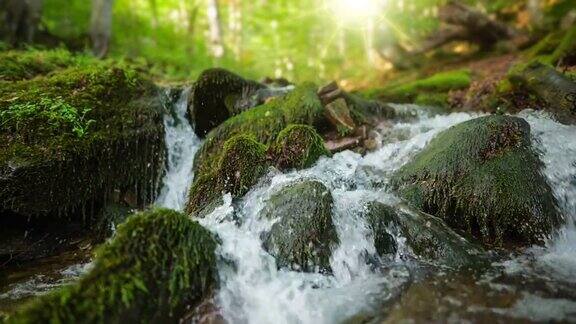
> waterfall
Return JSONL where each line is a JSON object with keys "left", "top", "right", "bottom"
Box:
{"left": 155, "top": 87, "right": 203, "bottom": 211}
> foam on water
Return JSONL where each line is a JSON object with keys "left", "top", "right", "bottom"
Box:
{"left": 155, "top": 87, "right": 203, "bottom": 211}
{"left": 199, "top": 111, "right": 479, "bottom": 323}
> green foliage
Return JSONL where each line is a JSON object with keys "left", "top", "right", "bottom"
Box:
{"left": 270, "top": 124, "right": 330, "bottom": 170}
{"left": 6, "top": 208, "right": 218, "bottom": 323}
{"left": 1, "top": 97, "right": 95, "bottom": 138}
{"left": 0, "top": 49, "right": 86, "bottom": 81}
{"left": 392, "top": 115, "right": 561, "bottom": 247}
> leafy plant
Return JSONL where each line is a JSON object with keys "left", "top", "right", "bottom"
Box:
{"left": 0, "top": 97, "right": 95, "bottom": 138}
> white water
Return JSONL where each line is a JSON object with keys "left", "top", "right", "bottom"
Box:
{"left": 198, "top": 112, "right": 480, "bottom": 323}
{"left": 155, "top": 87, "right": 203, "bottom": 211}
{"left": 502, "top": 110, "right": 576, "bottom": 284}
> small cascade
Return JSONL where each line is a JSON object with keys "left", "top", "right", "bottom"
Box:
{"left": 155, "top": 87, "right": 203, "bottom": 211}
{"left": 199, "top": 112, "right": 478, "bottom": 323}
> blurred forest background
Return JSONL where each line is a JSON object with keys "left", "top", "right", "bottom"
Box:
{"left": 0, "top": 0, "right": 574, "bottom": 85}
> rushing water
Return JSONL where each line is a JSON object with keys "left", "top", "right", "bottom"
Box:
{"left": 155, "top": 87, "right": 203, "bottom": 211}
{"left": 194, "top": 109, "right": 576, "bottom": 323}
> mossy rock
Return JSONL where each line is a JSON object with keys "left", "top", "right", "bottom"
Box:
{"left": 392, "top": 115, "right": 561, "bottom": 247}
{"left": 0, "top": 57, "right": 165, "bottom": 220}
{"left": 189, "top": 68, "right": 264, "bottom": 137}
{"left": 5, "top": 208, "right": 218, "bottom": 323}
{"left": 186, "top": 134, "right": 269, "bottom": 216}
{"left": 193, "top": 82, "right": 324, "bottom": 176}
{"left": 269, "top": 124, "right": 330, "bottom": 170}
{"left": 261, "top": 180, "right": 338, "bottom": 272}
{"left": 364, "top": 202, "right": 486, "bottom": 269}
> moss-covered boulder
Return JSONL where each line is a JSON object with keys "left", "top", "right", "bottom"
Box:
{"left": 365, "top": 202, "right": 485, "bottom": 268}
{"left": 0, "top": 57, "right": 164, "bottom": 220}
{"left": 0, "top": 54, "right": 165, "bottom": 220}
{"left": 186, "top": 134, "right": 269, "bottom": 216}
{"left": 392, "top": 115, "right": 561, "bottom": 247}
{"left": 189, "top": 68, "right": 264, "bottom": 137}
{"left": 261, "top": 180, "right": 338, "bottom": 272}
{"left": 193, "top": 82, "right": 324, "bottom": 176}
{"left": 269, "top": 124, "right": 330, "bottom": 170}
{"left": 5, "top": 209, "right": 218, "bottom": 323}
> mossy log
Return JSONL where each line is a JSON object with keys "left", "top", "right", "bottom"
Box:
{"left": 510, "top": 62, "right": 576, "bottom": 124}
{"left": 5, "top": 209, "right": 218, "bottom": 323}
{"left": 189, "top": 68, "right": 264, "bottom": 137}
{"left": 361, "top": 69, "right": 471, "bottom": 106}
{"left": 392, "top": 115, "right": 561, "bottom": 248}
{"left": 416, "top": 1, "right": 517, "bottom": 53}
{"left": 0, "top": 54, "right": 165, "bottom": 220}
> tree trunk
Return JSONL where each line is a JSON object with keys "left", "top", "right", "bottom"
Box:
{"left": 511, "top": 62, "right": 576, "bottom": 124}
{"left": 90, "top": 0, "right": 114, "bottom": 58}
{"left": 228, "top": 0, "right": 242, "bottom": 59}
{"left": 2, "top": 0, "right": 43, "bottom": 45}
{"left": 206, "top": 0, "right": 224, "bottom": 58}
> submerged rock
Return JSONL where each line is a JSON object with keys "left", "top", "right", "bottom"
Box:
{"left": 392, "top": 115, "right": 561, "bottom": 247}
{"left": 269, "top": 124, "right": 330, "bottom": 170}
{"left": 189, "top": 68, "right": 264, "bottom": 137}
{"left": 261, "top": 180, "right": 338, "bottom": 272}
{"left": 186, "top": 134, "right": 269, "bottom": 216}
{"left": 365, "top": 202, "right": 486, "bottom": 269}
{"left": 6, "top": 209, "right": 218, "bottom": 323}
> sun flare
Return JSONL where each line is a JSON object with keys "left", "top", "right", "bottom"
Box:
{"left": 330, "top": 0, "right": 382, "bottom": 24}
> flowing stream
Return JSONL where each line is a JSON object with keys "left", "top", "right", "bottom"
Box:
{"left": 190, "top": 109, "right": 576, "bottom": 323}
{"left": 2, "top": 96, "right": 575, "bottom": 321}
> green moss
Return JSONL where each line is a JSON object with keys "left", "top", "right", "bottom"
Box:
{"left": 0, "top": 57, "right": 165, "bottom": 218}
{"left": 414, "top": 92, "right": 450, "bottom": 107}
{"left": 392, "top": 115, "right": 561, "bottom": 247}
{"left": 6, "top": 209, "right": 218, "bottom": 323}
{"left": 193, "top": 82, "right": 323, "bottom": 176}
{"left": 363, "top": 69, "right": 471, "bottom": 103}
{"left": 186, "top": 134, "right": 269, "bottom": 215}
{"left": 270, "top": 124, "right": 330, "bottom": 170}
{"left": 190, "top": 68, "right": 264, "bottom": 136}
{"left": 0, "top": 49, "right": 88, "bottom": 81}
